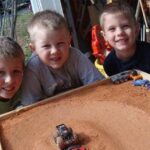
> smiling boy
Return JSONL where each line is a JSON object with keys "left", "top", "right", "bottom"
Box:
{"left": 0, "top": 37, "right": 24, "bottom": 114}
{"left": 100, "top": 2, "right": 150, "bottom": 76}
{"left": 21, "top": 10, "right": 104, "bottom": 106}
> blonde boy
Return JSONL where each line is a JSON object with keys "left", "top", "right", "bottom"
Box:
{"left": 0, "top": 37, "right": 24, "bottom": 114}
{"left": 100, "top": 2, "right": 150, "bottom": 76}
{"left": 21, "top": 10, "right": 104, "bottom": 106}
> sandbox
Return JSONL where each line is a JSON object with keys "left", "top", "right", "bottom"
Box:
{"left": 0, "top": 70, "right": 150, "bottom": 150}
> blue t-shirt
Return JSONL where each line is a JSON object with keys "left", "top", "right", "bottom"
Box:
{"left": 104, "top": 41, "right": 150, "bottom": 76}
{"left": 21, "top": 47, "right": 104, "bottom": 106}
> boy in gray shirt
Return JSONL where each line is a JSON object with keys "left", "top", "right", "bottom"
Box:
{"left": 21, "top": 10, "right": 104, "bottom": 106}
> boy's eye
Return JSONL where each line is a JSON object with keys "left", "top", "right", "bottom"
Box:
{"left": 13, "top": 70, "right": 23, "bottom": 76}
{"left": 58, "top": 42, "right": 65, "bottom": 45}
{"left": 57, "top": 42, "right": 66, "bottom": 47}
{"left": 122, "top": 25, "right": 130, "bottom": 29}
{"left": 108, "top": 27, "right": 115, "bottom": 32}
{"left": 0, "top": 71, "right": 5, "bottom": 77}
{"left": 42, "top": 45, "right": 51, "bottom": 48}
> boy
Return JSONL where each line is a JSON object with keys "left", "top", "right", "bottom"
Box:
{"left": 0, "top": 36, "right": 24, "bottom": 114}
{"left": 21, "top": 10, "right": 104, "bottom": 106}
{"left": 100, "top": 2, "right": 150, "bottom": 76}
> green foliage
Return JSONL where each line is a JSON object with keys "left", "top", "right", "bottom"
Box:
{"left": 16, "top": 10, "right": 33, "bottom": 62}
{"left": 23, "top": 35, "right": 32, "bottom": 63}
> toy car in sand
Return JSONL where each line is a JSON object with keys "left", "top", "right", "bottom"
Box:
{"left": 53, "top": 124, "right": 78, "bottom": 150}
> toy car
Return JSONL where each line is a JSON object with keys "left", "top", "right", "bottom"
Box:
{"left": 128, "top": 70, "right": 143, "bottom": 80}
{"left": 110, "top": 70, "right": 142, "bottom": 84}
{"left": 53, "top": 124, "right": 78, "bottom": 150}
{"left": 132, "top": 79, "right": 149, "bottom": 86}
{"left": 133, "top": 79, "right": 150, "bottom": 90}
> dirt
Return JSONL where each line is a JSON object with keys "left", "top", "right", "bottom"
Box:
{"left": 1, "top": 79, "right": 150, "bottom": 150}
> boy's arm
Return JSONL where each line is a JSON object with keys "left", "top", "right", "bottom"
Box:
{"left": 20, "top": 68, "right": 44, "bottom": 106}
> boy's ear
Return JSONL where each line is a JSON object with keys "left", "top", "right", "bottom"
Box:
{"left": 29, "top": 43, "right": 35, "bottom": 52}
{"left": 68, "top": 34, "right": 72, "bottom": 44}
{"left": 101, "top": 30, "right": 107, "bottom": 41}
{"left": 68, "top": 34, "right": 72, "bottom": 45}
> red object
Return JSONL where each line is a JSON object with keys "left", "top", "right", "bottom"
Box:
{"left": 91, "top": 25, "right": 112, "bottom": 64}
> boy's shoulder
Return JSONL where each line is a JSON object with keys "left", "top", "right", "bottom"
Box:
{"left": 137, "top": 41, "right": 150, "bottom": 49}
{"left": 0, "top": 100, "right": 12, "bottom": 114}
{"left": 27, "top": 52, "right": 41, "bottom": 65}
{"left": 69, "top": 47, "right": 88, "bottom": 60}
{"left": 69, "top": 47, "right": 82, "bottom": 55}
{"left": 26, "top": 52, "right": 46, "bottom": 70}
{"left": 0, "top": 96, "right": 19, "bottom": 114}
{"left": 105, "top": 50, "right": 116, "bottom": 61}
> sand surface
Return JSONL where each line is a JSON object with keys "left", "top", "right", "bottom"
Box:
{"left": 1, "top": 79, "right": 150, "bottom": 150}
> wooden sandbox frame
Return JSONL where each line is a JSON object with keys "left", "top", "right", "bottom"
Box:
{"left": 0, "top": 70, "right": 150, "bottom": 150}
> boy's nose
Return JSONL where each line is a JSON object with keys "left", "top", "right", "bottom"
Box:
{"left": 5, "top": 74, "right": 13, "bottom": 84}
{"left": 51, "top": 46, "right": 58, "bottom": 54}
{"left": 116, "top": 27, "right": 123, "bottom": 35}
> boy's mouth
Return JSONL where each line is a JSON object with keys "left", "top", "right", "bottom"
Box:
{"left": 50, "top": 56, "right": 61, "bottom": 62}
{"left": 0, "top": 87, "right": 16, "bottom": 98}
{"left": 2, "top": 87, "right": 15, "bottom": 93}
{"left": 116, "top": 38, "right": 128, "bottom": 42}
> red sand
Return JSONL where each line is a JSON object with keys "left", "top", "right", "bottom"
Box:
{"left": 0, "top": 79, "right": 150, "bottom": 150}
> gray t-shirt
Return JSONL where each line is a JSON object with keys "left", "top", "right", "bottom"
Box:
{"left": 21, "top": 47, "right": 104, "bottom": 105}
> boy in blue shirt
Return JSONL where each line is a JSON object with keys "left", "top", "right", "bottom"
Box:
{"left": 100, "top": 2, "right": 150, "bottom": 76}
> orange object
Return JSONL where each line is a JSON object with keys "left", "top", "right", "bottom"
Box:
{"left": 129, "top": 74, "right": 143, "bottom": 80}
{"left": 91, "top": 25, "right": 112, "bottom": 64}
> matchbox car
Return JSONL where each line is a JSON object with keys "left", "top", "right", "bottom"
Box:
{"left": 54, "top": 124, "right": 78, "bottom": 150}
{"left": 110, "top": 70, "right": 142, "bottom": 84}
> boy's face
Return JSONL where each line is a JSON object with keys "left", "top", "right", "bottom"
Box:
{"left": 102, "top": 12, "right": 139, "bottom": 54}
{"left": 30, "top": 27, "right": 71, "bottom": 69}
{"left": 0, "top": 58, "right": 23, "bottom": 99}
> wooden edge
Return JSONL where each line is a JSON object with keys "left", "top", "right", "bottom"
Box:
{"left": 0, "top": 78, "right": 108, "bottom": 121}
{"left": 0, "top": 70, "right": 149, "bottom": 121}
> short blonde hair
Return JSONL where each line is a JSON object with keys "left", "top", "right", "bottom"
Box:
{"left": 99, "top": 2, "right": 136, "bottom": 28}
{"left": 0, "top": 36, "right": 24, "bottom": 64}
{"left": 27, "top": 10, "right": 69, "bottom": 42}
